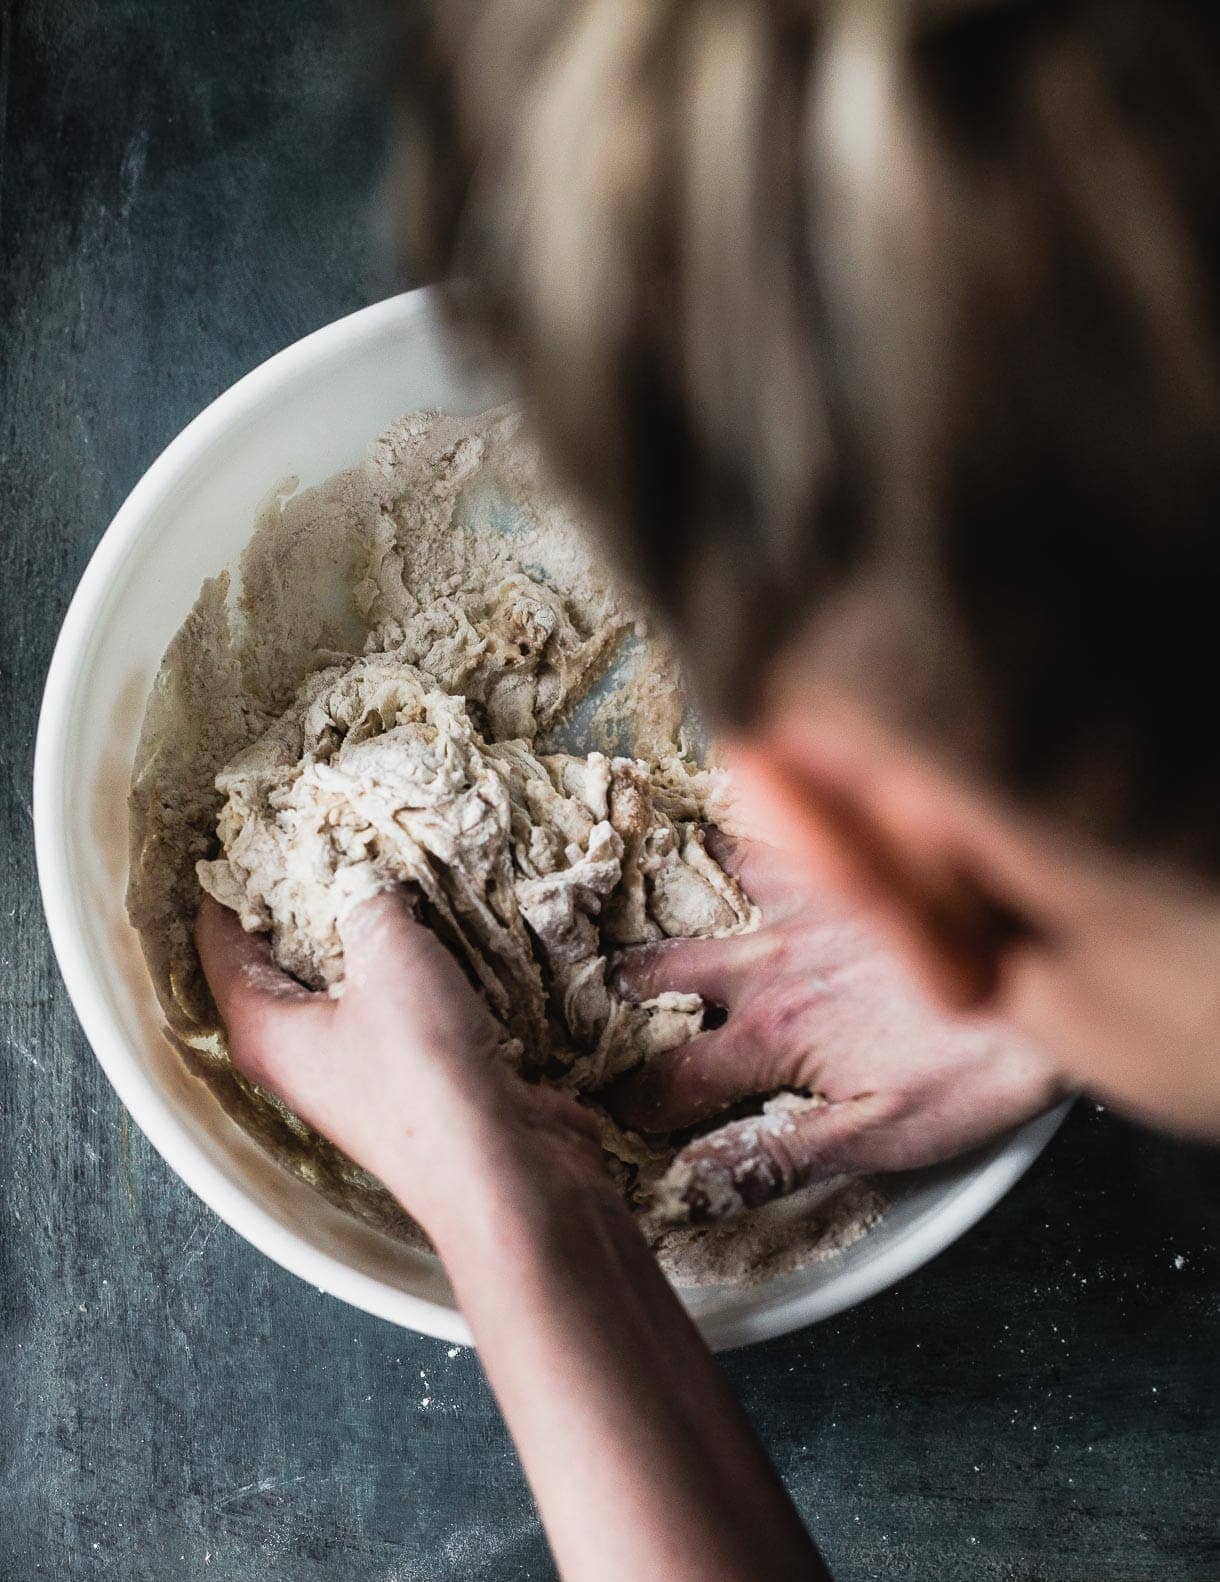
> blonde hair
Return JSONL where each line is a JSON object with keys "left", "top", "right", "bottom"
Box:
{"left": 397, "top": 0, "right": 1220, "bottom": 870}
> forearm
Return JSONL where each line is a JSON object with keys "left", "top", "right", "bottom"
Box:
{"left": 200, "top": 888, "right": 825, "bottom": 1578}
{"left": 419, "top": 1154, "right": 829, "bottom": 1582}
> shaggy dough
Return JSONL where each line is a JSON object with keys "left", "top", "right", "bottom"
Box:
{"left": 128, "top": 406, "right": 884, "bottom": 1280}
{"left": 196, "top": 648, "right": 757, "bottom": 1131}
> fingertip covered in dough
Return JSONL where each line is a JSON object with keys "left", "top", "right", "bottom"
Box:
{"left": 606, "top": 1024, "right": 764, "bottom": 1133}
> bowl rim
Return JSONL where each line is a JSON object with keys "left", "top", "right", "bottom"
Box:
{"left": 33, "top": 288, "right": 1069, "bottom": 1350}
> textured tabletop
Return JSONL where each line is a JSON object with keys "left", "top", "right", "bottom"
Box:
{"left": 1, "top": 4, "right": 1216, "bottom": 1578}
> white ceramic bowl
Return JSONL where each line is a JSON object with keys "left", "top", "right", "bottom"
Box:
{"left": 34, "top": 290, "right": 1068, "bottom": 1350}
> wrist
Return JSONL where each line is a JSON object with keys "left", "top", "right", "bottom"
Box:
{"left": 411, "top": 1132, "right": 626, "bottom": 1265}
{"left": 381, "top": 1107, "right": 624, "bottom": 1263}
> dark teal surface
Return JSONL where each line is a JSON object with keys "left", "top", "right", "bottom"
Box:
{"left": 1, "top": 4, "right": 1216, "bottom": 1577}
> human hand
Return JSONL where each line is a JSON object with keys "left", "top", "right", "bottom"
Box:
{"left": 609, "top": 836, "right": 1066, "bottom": 1222}
{"left": 199, "top": 891, "right": 831, "bottom": 1579}
{"left": 195, "top": 891, "right": 607, "bottom": 1243}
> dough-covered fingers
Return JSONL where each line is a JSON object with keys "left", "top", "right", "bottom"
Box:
{"left": 339, "top": 888, "right": 505, "bottom": 1061}
{"left": 338, "top": 887, "right": 437, "bottom": 993}
{"left": 195, "top": 897, "right": 330, "bottom": 1085}
{"left": 607, "top": 1021, "right": 807, "bottom": 1133}
{"left": 607, "top": 1030, "right": 742, "bottom": 1133}
{"left": 610, "top": 932, "right": 758, "bottom": 1008}
{"left": 653, "top": 1040, "right": 1066, "bottom": 1223}
{"left": 652, "top": 1095, "right": 890, "bottom": 1224}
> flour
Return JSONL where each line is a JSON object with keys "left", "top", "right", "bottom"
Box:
{"left": 128, "top": 407, "right": 882, "bottom": 1280}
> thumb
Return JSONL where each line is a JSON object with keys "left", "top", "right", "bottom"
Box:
{"left": 652, "top": 1093, "right": 890, "bottom": 1224}
{"left": 337, "top": 887, "right": 507, "bottom": 1068}
{"left": 337, "top": 887, "right": 498, "bottom": 1034}
{"left": 195, "top": 896, "right": 330, "bottom": 1087}
{"left": 337, "top": 886, "right": 431, "bottom": 999}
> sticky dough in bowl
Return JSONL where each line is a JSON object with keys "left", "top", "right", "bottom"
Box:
{"left": 34, "top": 289, "right": 1070, "bottom": 1349}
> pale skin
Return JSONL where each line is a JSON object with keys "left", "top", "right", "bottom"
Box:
{"left": 608, "top": 830, "right": 1063, "bottom": 1216}
{"left": 197, "top": 643, "right": 1220, "bottom": 1580}
{"left": 197, "top": 890, "right": 831, "bottom": 1582}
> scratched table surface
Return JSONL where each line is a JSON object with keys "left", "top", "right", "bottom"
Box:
{"left": 2, "top": 4, "right": 1217, "bottom": 1579}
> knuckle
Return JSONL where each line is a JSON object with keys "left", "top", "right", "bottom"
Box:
{"left": 767, "top": 994, "right": 809, "bottom": 1041}
{"left": 732, "top": 1001, "right": 771, "bottom": 1049}
{"left": 761, "top": 930, "right": 797, "bottom": 974}
{"left": 735, "top": 993, "right": 801, "bottom": 1052}
{"left": 228, "top": 1001, "right": 305, "bottom": 1090}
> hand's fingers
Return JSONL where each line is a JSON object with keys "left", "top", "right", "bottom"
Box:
{"left": 339, "top": 885, "right": 485, "bottom": 1008}
{"left": 607, "top": 1021, "right": 805, "bottom": 1133}
{"left": 703, "top": 830, "right": 818, "bottom": 923}
{"left": 610, "top": 933, "right": 759, "bottom": 1008}
{"left": 337, "top": 886, "right": 433, "bottom": 995}
{"left": 195, "top": 896, "right": 318, "bottom": 1015}
{"left": 195, "top": 897, "right": 329, "bottom": 1084}
{"left": 826, "top": 1041, "right": 1065, "bottom": 1172}
{"left": 653, "top": 1094, "right": 890, "bottom": 1224}
{"left": 338, "top": 887, "right": 503, "bottom": 1054}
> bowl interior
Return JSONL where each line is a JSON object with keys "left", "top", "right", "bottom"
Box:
{"left": 35, "top": 292, "right": 1066, "bottom": 1349}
